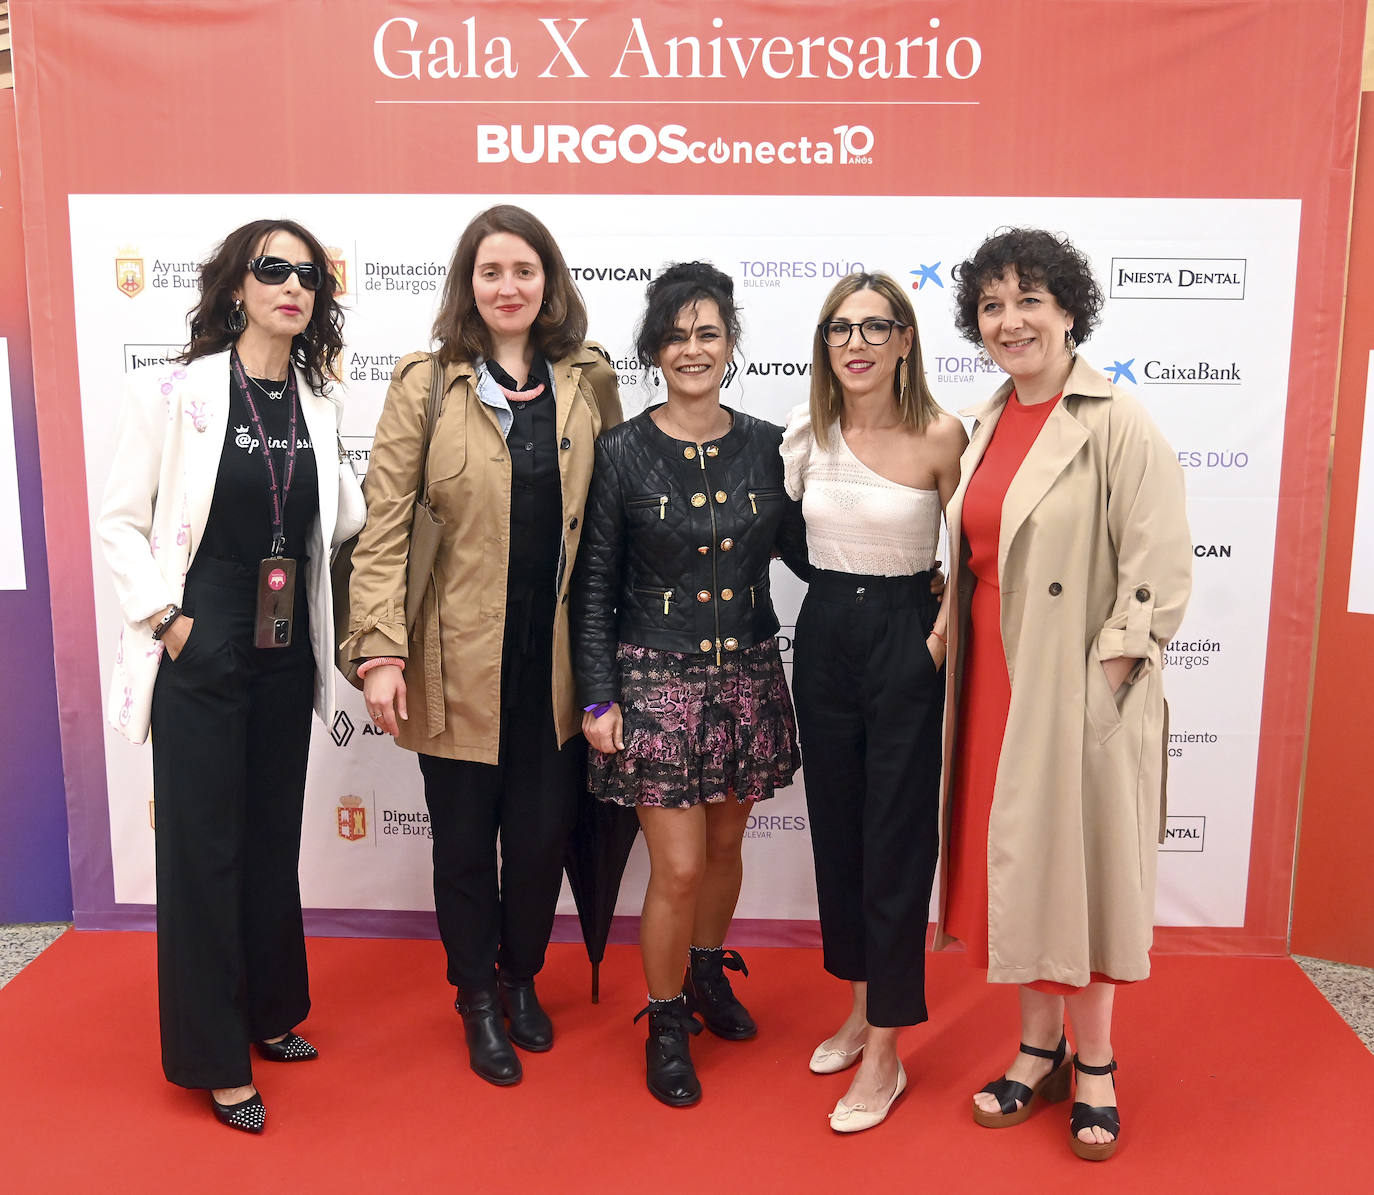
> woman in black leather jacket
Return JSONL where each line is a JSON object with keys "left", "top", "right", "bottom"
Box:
{"left": 573, "top": 262, "right": 808, "bottom": 1107}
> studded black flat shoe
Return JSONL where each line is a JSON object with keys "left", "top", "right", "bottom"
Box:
{"left": 210, "top": 1090, "right": 266, "bottom": 1134}
{"left": 254, "top": 1032, "right": 319, "bottom": 1062}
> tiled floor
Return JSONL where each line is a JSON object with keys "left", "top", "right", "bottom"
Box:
{"left": 2, "top": 924, "right": 1370, "bottom": 1051}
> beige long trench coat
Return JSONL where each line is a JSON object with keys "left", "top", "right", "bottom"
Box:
{"left": 342, "top": 346, "right": 622, "bottom": 764}
{"left": 934, "top": 357, "right": 1192, "bottom": 986}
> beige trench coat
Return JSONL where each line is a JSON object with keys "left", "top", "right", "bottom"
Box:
{"left": 934, "top": 357, "right": 1192, "bottom": 986}
{"left": 342, "top": 346, "right": 623, "bottom": 763}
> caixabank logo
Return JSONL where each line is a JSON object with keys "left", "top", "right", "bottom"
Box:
{"left": 1105, "top": 356, "right": 1241, "bottom": 386}
{"left": 1160, "top": 815, "right": 1205, "bottom": 853}
{"left": 1108, "top": 258, "right": 1246, "bottom": 300}
{"left": 909, "top": 262, "right": 943, "bottom": 290}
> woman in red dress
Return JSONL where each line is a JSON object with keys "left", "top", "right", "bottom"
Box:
{"left": 937, "top": 229, "right": 1192, "bottom": 1161}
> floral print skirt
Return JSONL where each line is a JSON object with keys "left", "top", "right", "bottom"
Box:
{"left": 590, "top": 638, "right": 800, "bottom": 809}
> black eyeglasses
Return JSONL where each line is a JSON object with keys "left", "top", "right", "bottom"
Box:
{"left": 819, "top": 318, "right": 908, "bottom": 347}
{"left": 247, "top": 256, "right": 325, "bottom": 291}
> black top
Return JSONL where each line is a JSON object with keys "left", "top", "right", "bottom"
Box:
{"left": 489, "top": 358, "right": 562, "bottom": 597}
{"left": 572, "top": 407, "right": 810, "bottom": 704}
{"left": 195, "top": 374, "right": 318, "bottom": 566}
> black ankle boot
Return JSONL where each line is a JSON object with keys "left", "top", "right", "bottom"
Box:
{"left": 499, "top": 973, "right": 553, "bottom": 1052}
{"left": 455, "top": 983, "right": 522, "bottom": 1086}
{"left": 634, "top": 995, "right": 703, "bottom": 1107}
{"left": 684, "top": 946, "right": 757, "bottom": 1040}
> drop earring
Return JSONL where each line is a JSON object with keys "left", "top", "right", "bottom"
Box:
{"left": 227, "top": 298, "right": 247, "bottom": 334}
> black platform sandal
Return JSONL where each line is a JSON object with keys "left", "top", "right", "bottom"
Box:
{"left": 1069, "top": 1055, "right": 1120, "bottom": 1161}
{"left": 971, "top": 1031, "right": 1070, "bottom": 1127}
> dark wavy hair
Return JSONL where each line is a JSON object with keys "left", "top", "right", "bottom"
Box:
{"left": 952, "top": 227, "right": 1104, "bottom": 347}
{"left": 178, "top": 218, "right": 344, "bottom": 395}
{"left": 432, "top": 205, "right": 587, "bottom": 365}
{"left": 634, "top": 261, "right": 741, "bottom": 371}
{"left": 808, "top": 272, "right": 938, "bottom": 447}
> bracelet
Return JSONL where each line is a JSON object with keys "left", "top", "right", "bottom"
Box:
{"left": 930, "top": 629, "right": 947, "bottom": 644}
{"left": 150, "top": 605, "right": 182, "bottom": 641}
{"left": 584, "top": 701, "right": 614, "bottom": 719}
{"left": 356, "top": 656, "right": 405, "bottom": 679}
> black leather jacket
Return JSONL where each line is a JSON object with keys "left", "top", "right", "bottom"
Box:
{"left": 573, "top": 407, "right": 810, "bottom": 704}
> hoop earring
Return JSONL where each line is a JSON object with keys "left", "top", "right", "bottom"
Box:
{"left": 226, "top": 299, "right": 247, "bottom": 334}
{"left": 1065, "top": 330, "right": 1077, "bottom": 361}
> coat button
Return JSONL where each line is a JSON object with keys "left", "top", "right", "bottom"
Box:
{"left": 714, "top": 490, "right": 727, "bottom": 503}
{"left": 699, "top": 638, "right": 713, "bottom": 652}
{"left": 705, "top": 444, "right": 719, "bottom": 457}
{"left": 1135, "top": 586, "right": 1151, "bottom": 602}
{"left": 698, "top": 545, "right": 709, "bottom": 555}
{"left": 1048, "top": 582, "right": 1062, "bottom": 596}
{"left": 722, "top": 637, "right": 739, "bottom": 651}
{"left": 720, "top": 538, "right": 734, "bottom": 551}
{"left": 691, "top": 492, "right": 707, "bottom": 507}
{"left": 560, "top": 437, "right": 571, "bottom": 450}
{"left": 684, "top": 446, "right": 697, "bottom": 460}
{"left": 696, "top": 590, "right": 711, "bottom": 603}
{"left": 568, "top": 517, "right": 578, "bottom": 529}
{"left": 721, "top": 588, "right": 734, "bottom": 601}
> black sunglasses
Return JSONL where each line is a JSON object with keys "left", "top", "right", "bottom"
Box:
{"left": 819, "top": 318, "right": 909, "bottom": 348}
{"left": 247, "top": 255, "right": 325, "bottom": 291}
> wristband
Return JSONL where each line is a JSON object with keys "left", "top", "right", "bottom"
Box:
{"left": 357, "top": 656, "right": 405, "bottom": 679}
{"left": 584, "top": 701, "right": 614, "bottom": 719}
{"left": 150, "top": 605, "right": 182, "bottom": 641}
{"left": 930, "top": 629, "right": 947, "bottom": 644}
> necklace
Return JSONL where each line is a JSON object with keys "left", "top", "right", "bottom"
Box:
{"left": 246, "top": 374, "right": 287, "bottom": 402}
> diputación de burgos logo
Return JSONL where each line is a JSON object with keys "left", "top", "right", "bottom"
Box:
{"left": 476, "top": 123, "right": 876, "bottom": 167}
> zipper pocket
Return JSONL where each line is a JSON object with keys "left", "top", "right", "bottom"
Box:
{"left": 627, "top": 493, "right": 670, "bottom": 520}
{"left": 633, "top": 585, "right": 675, "bottom": 616}
{"left": 747, "top": 487, "right": 784, "bottom": 515}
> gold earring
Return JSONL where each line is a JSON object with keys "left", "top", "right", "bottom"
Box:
{"left": 1064, "top": 330, "right": 1077, "bottom": 361}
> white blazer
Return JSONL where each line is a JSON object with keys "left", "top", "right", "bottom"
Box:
{"left": 97, "top": 349, "right": 366, "bottom": 743}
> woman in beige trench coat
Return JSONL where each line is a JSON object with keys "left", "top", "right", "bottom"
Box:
{"left": 937, "top": 229, "right": 1191, "bottom": 1161}
{"left": 343, "top": 206, "right": 622, "bottom": 1087}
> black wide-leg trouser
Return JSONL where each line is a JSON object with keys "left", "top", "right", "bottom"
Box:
{"left": 418, "top": 591, "right": 584, "bottom": 990}
{"left": 150, "top": 557, "right": 315, "bottom": 1090}
{"left": 792, "top": 568, "right": 944, "bottom": 1028}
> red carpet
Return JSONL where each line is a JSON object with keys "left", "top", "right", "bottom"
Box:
{"left": 2, "top": 933, "right": 1370, "bottom": 1192}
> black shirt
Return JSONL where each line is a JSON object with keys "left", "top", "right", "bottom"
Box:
{"left": 195, "top": 373, "right": 319, "bottom": 566}
{"left": 487, "top": 358, "right": 560, "bottom": 595}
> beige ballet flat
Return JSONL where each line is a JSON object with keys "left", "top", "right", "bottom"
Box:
{"left": 809, "top": 1040, "right": 865, "bottom": 1074}
{"left": 829, "top": 1063, "right": 907, "bottom": 1133}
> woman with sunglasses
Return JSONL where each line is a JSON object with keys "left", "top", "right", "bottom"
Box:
{"left": 574, "top": 262, "right": 809, "bottom": 1108}
{"left": 343, "top": 206, "right": 622, "bottom": 1087}
{"left": 99, "top": 219, "right": 363, "bottom": 1132}
{"left": 781, "top": 272, "right": 966, "bottom": 1132}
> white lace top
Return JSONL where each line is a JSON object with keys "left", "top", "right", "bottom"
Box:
{"left": 781, "top": 403, "right": 941, "bottom": 577}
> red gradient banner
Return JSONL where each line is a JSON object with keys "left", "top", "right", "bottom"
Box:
{"left": 10, "top": 0, "right": 1366, "bottom": 948}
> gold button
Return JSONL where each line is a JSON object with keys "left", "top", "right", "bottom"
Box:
{"left": 691, "top": 492, "right": 707, "bottom": 507}
{"left": 714, "top": 490, "right": 727, "bottom": 503}
{"left": 723, "top": 637, "right": 739, "bottom": 651}
{"left": 705, "top": 444, "right": 719, "bottom": 457}
{"left": 699, "top": 638, "right": 713, "bottom": 652}
{"left": 696, "top": 589, "right": 711, "bottom": 603}
{"left": 720, "top": 538, "right": 734, "bottom": 551}
{"left": 698, "top": 545, "right": 709, "bottom": 555}
{"left": 721, "top": 588, "right": 734, "bottom": 601}
{"left": 684, "top": 446, "right": 697, "bottom": 460}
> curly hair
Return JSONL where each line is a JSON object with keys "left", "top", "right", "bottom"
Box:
{"left": 432, "top": 205, "right": 587, "bottom": 365}
{"left": 952, "top": 228, "right": 1103, "bottom": 347}
{"left": 179, "top": 219, "right": 344, "bottom": 395}
{"left": 808, "top": 272, "right": 939, "bottom": 447}
{"left": 634, "top": 261, "right": 741, "bottom": 372}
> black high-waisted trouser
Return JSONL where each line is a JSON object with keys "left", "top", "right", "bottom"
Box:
{"left": 150, "top": 556, "right": 315, "bottom": 1089}
{"left": 792, "top": 568, "right": 944, "bottom": 1027}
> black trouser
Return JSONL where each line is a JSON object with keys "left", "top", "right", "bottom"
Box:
{"left": 418, "top": 588, "right": 584, "bottom": 989}
{"left": 792, "top": 569, "right": 944, "bottom": 1028}
{"left": 150, "top": 557, "right": 315, "bottom": 1089}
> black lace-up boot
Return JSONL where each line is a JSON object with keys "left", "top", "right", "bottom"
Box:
{"left": 684, "top": 946, "right": 757, "bottom": 1040}
{"left": 634, "top": 994, "right": 703, "bottom": 1107}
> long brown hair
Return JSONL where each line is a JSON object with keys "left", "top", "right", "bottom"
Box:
{"left": 431, "top": 205, "right": 587, "bottom": 365}
{"left": 807, "top": 272, "right": 938, "bottom": 448}
{"left": 178, "top": 218, "right": 344, "bottom": 395}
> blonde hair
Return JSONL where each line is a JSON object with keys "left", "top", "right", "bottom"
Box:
{"left": 808, "top": 272, "right": 938, "bottom": 448}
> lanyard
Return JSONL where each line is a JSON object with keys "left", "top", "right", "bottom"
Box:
{"left": 230, "top": 349, "right": 299, "bottom": 557}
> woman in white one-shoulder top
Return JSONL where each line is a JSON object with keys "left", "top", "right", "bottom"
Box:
{"left": 782, "top": 272, "right": 966, "bottom": 1133}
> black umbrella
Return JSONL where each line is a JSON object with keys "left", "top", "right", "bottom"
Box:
{"left": 563, "top": 793, "right": 641, "bottom": 1002}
